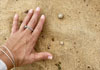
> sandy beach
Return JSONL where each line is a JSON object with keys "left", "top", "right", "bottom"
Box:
{"left": 0, "top": 0, "right": 100, "bottom": 70}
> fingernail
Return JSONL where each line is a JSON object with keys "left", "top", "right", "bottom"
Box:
{"left": 41, "top": 15, "right": 45, "bottom": 19}
{"left": 36, "top": 7, "right": 40, "bottom": 11}
{"left": 29, "top": 9, "right": 33, "bottom": 13}
{"left": 14, "top": 14, "right": 18, "bottom": 18}
{"left": 48, "top": 56, "right": 53, "bottom": 60}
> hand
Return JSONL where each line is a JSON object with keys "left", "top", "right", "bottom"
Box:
{"left": 0, "top": 7, "right": 53, "bottom": 70}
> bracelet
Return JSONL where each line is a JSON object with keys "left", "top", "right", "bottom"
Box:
{"left": 2, "top": 45, "right": 16, "bottom": 67}
{"left": 0, "top": 48, "right": 15, "bottom": 70}
{"left": 0, "top": 45, "right": 16, "bottom": 70}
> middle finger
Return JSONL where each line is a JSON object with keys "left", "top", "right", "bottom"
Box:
{"left": 25, "top": 7, "right": 40, "bottom": 33}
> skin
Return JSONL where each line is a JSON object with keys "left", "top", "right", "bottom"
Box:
{"left": 0, "top": 7, "right": 53, "bottom": 70}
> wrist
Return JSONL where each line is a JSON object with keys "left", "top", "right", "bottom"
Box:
{"left": 0, "top": 47, "right": 13, "bottom": 70}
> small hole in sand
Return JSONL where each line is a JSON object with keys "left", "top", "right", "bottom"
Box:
{"left": 77, "top": 60, "right": 80, "bottom": 63}
{"left": 55, "top": 64, "right": 58, "bottom": 66}
{"left": 41, "top": 35, "right": 44, "bottom": 38}
{"left": 34, "top": 47, "right": 37, "bottom": 51}
{"left": 84, "top": 0, "right": 86, "bottom": 2}
{"left": 47, "top": 47, "right": 50, "bottom": 49}
{"left": 70, "top": 48, "right": 72, "bottom": 50}
{"left": 51, "top": 38, "right": 55, "bottom": 41}
{"left": 97, "top": 10, "right": 100, "bottom": 11}
{"left": 76, "top": 51, "right": 79, "bottom": 53}
{"left": 79, "top": 12, "right": 81, "bottom": 14}
{"left": 59, "top": 62, "right": 61, "bottom": 64}
{"left": 4, "top": 37, "right": 7, "bottom": 40}
{"left": 20, "top": 20, "right": 23, "bottom": 23}
{"left": 74, "top": 42, "right": 76, "bottom": 45}
{"left": 87, "top": 66, "right": 91, "bottom": 68}
{"left": 95, "top": 24, "right": 97, "bottom": 27}
{"left": 73, "top": 46, "right": 76, "bottom": 48}
{"left": 86, "top": 4, "right": 88, "bottom": 6}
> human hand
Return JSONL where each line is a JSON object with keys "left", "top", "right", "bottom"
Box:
{"left": 0, "top": 7, "right": 52, "bottom": 70}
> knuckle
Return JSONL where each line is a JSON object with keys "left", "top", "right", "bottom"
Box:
{"left": 24, "top": 29, "right": 30, "bottom": 34}
{"left": 31, "top": 35, "right": 36, "bottom": 41}
{"left": 36, "top": 26, "right": 42, "bottom": 32}
{"left": 36, "top": 28, "right": 40, "bottom": 32}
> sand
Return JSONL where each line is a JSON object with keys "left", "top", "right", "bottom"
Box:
{"left": 0, "top": 0, "right": 100, "bottom": 70}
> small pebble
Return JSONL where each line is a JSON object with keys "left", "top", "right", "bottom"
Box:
{"left": 47, "top": 44, "right": 51, "bottom": 49}
{"left": 58, "top": 13, "right": 64, "bottom": 19}
{"left": 60, "top": 41, "right": 64, "bottom": 45}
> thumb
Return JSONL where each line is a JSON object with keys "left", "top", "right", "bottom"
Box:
{"left": 30, "top": 52, "right": 53, "bottom": 62}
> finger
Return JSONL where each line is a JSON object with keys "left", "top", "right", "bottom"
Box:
{"left": 25, "top": 7, "right": 40, "bottom": 33}
{"left": 29, "top": 52, "right": 53, "bottom": 62}
{"left": 32, "top": 15, "right": 45, "bottom": 41}
{"left": 19, "top": 9, "right": 33, "bottom": 31}
{"left": 11, "top": 14, "right": 19, "bottom": 34}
